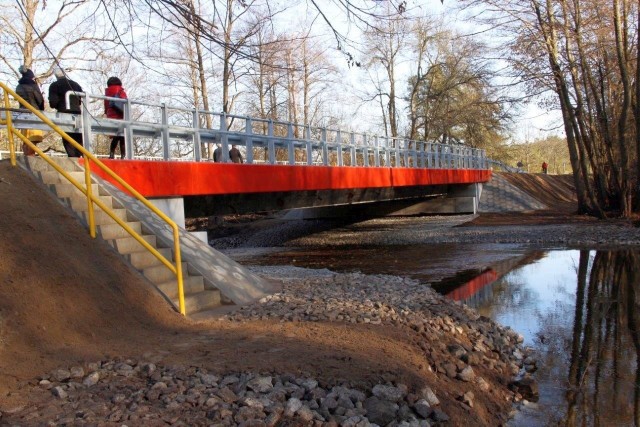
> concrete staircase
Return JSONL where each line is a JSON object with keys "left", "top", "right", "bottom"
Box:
{"left": 26, "top": 159, "right": 222, "bottom": 316}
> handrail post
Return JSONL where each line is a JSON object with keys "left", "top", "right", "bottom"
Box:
{"left": 350, "top": 132, "right": 356, "bottom": 166}
{"left": 84, "top": 161, "right": 96, "bottom": 238}
{"left": 385, "top": 137, "right": 391, "bottom": 167}
{"left": 374, "top": 135, "right": 380, "bottom": 167}
{"left": 363, "top": 134, "right": 369, "bottom": 167}
{"left": 193, "top": 109, "right": 202, "bottom": 162}
{"left": 305, "top": 125, "right": 313, "bottom": 165}
{"left": 173, "top": 226, "right": 185, "bottom": 315}
{"left": 80, "top": 93, "right": 93, "bottom": 154}
{"left": 267, "top": 119, "right": 275, "bottom": 164}
{"left": 124, "top": 98, "right": 133, "bottom": 159}
{"left": 245, "top": 117, "right": 254, "bottom": 164}
{"left": 161, "top": 103, "right": 170, "bottom": 160}
{"left": 336, "top": 130, "right": 343, "bottom": 167}
{"left": 287, "top": 123, "right": 295, "bottom": 165}
{"left": 321, "top": 127, "right": 328, "bottom": 166}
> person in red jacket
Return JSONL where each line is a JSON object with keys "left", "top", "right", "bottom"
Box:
{"left": 104, "top": 77, "right": 128, "bottom": 159}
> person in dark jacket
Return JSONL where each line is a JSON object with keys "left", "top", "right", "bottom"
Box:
{"left": 48, "top": 67, "right": 83, "bottom": 157}
{"left": 229, "top": 144, "right": 243, "bottom": 163}
{"left": 213, "top": 144, "right": 222, "bottom": 162}
{"left": 15, "top": 66, "right": 45, "bottom": 156}
{"left": 104, "top": 77, "right": 128, "bottom": 159}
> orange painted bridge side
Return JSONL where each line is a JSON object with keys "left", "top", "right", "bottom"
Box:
{"left": 86, "top": 160, "right": 492, "bottom": 198}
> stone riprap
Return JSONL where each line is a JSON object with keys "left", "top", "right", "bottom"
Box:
{"left": 5, "top": 270, "right": 535, "bottom": 426}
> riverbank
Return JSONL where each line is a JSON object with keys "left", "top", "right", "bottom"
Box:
{"left": 2, "top": 162, "right": 635, "bottom": 425}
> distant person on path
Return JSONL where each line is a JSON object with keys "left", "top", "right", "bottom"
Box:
{"left": 229, "top": 144, "right": 243, "bottom": 163}
{"left": 213, "top": 144, "right": 222, "bottom": 162}
{"left": 104, "top": 77, "right": 128, "bottom": 159}
{"left": 541, "top": 161, "right": 548, "bottom": 174}
{"left": 517, "top": 160, "right": 523, "bottom": 170}
{"left": 15, "top": 66, "right": 45, "bottom": 156}
{"left": 48, "top": 66, "right": 83, "bottom": 157}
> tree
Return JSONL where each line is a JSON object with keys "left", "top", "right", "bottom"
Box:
{"left": 458, "top": 0, "right": 640, "bottom": 217}
{"left": 1, "top": 0, "right": 116, "bottom": 81}
{"left": 406, "top": 28, "right": 508, "bottom": 149}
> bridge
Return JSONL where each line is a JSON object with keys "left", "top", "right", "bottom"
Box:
{"left": 4, "top": 90, "right": 491, "bottom": 226}
{"left": 1, "top": 83, "right": 492, "bottom": 317}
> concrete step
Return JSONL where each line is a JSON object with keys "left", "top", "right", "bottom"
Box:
{"left": 174, "top": 290, "right": 221, "bottom": 314}
{"left": 143, "top": 262, "right": 188, "bottom": 283}
{"left": 39, "top": 170, "right": 89, "bottom": 185}
{"left": 50, "top": 182, "right": 101, "bottom": 198}
{"left": 126, "top": 247, "right": 173, "bottom": 269}
{"left": 107, "top": 234, "right": 157, "bottom": 254}
{"left": 78, "top": 207, "right": 128, "bottom": 225}
{"left": 97, "top": 221, "right": 142, "bottom": 240}
{"left": 156, "top": 275, "right": 205, "bottom": 300}
{"left": 63, "top": 193, "right": 115, "bottom": 212}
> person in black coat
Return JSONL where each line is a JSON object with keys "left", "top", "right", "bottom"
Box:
{"left": 48, "top": 67, "right": 84, "bottom": 157}
{"left": 15, "top": 66, "right": 45, "bottom": 156}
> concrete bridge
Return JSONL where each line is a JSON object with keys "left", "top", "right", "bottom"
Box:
{"left": 5, "top": 91, "right": 492, "bottom": 226}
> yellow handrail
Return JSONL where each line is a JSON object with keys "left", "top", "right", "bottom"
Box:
{"left": 0, "top": 82, "right": 186, "bottom": 315}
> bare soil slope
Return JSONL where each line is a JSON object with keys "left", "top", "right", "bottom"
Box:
{"left": 466, "top": 172, "right": 590, "bottom": 226}
{"left": 0, "top": 160, "right": 517, "bottom": 425}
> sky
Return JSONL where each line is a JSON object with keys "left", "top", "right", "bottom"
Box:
{"left": 2, "top": 0, "right": 564, "bottom": 143}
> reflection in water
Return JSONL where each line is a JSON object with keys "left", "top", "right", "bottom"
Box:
{"left": 466, "top": 250, "right": 640, "bottom": 426}
{"left": 562, "top": 251, "right": 639, "bottom": 427}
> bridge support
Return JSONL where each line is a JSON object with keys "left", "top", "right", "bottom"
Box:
{"left": 280, "top": 183, "right": 482, "bottom": 219}
{"left": 149, "top": 197, "right": 209, "bottom": 243}
{"left": 386, "top": 183, "right": 482, "bottom": 216}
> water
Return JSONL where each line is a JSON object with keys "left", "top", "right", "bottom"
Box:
{"left": 236, "top": 245, "right": 640, "bottom": 426}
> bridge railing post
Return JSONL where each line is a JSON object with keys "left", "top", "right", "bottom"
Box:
{"left": 79, "top": 93, "right": 93, "bottom": 155}
{"left": 245, "top": 117, "right": 254, "bottom": 164}
{"left": 267, "top": 119, "right": 275, "bottom": 164}
{"left": 287, "top": 123, "right": 295, "bottom": 165}
{"left": 336, "top": 130, "right": 343, "bottom": 167}
{"left": 374, "top": 135, "right": 380, "bottom": 167}
{"left": 419, "top": 141, "right": 425, "bottom": 168}
{"left": 161, "top": 103, "right": 170, "bottom": 160}
{"left": 350, "top": 132, "right": 356, "bottom": 166}
{"left": 305, "top": 125, "right": 313, "bottom": 165}
{"left": 321, "top": 127, "right": 328, "bottom": 166}
{"left": 385, "top": 137, "right": 390, "bottom": 166}
{"left": 220, "top": 113, "right": 229, "bottom": 162}
{"left": 363, "top": 134, "right": 369, "bottom": 167}
{"left": 192, "top": 109, "right": 202, "bottom": 162}
{"left": 123, "top": 97, "right": 134, "bottom": 160}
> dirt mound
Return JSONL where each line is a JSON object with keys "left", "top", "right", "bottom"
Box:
{"left": 0, "top": 160, "right": 187, "bottom": 404}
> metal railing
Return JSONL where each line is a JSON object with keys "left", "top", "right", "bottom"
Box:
{"left": 0, "top": 82, "right": 187, "bottom": 316}
{"left": 2, "top": 91, "right": 488, "bottom": 170}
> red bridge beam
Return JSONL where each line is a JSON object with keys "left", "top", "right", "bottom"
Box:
{"left": 87, "top": 160, "right": 491, "bottom": 198}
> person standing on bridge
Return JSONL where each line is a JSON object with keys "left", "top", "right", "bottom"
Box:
{"left": 48, "top": 67, "right": 84, "bottom": 157}
{"left": 15, "top": 66, "right": 45, "bottom": 156}
{"left": 213, "top": 144, "right": 222, "bottom": 162}
{"left": 104, "top": 77, "right": 128, "bottom": 159}
{"left": 229, "top": 144, "right": 243, "bottom": 163}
